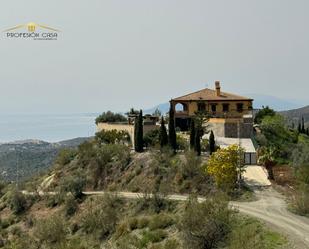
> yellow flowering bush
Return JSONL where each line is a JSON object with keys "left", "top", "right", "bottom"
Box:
{"left": 206, "top": 145, "right": 245, "bottom": 190}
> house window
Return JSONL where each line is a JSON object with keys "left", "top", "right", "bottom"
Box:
{"left": 223, "top": 104, "right": 229, "bottom": 112}
{"left": 237, "top": 103, "right": 244, "bottom": 112}
{"left": 197, "top": 103, "right": 206, "bottom": 111}
{"left": 211, "top": 104, "right": 217, "bottom": 112}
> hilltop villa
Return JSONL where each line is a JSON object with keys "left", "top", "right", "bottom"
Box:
{"left": 96, "top": 81, "right": 256, "bottom": 164}
{"left": 171, "top": 81, "right": 254, "bottom": 138}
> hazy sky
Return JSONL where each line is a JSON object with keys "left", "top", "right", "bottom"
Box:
{"left": 0, "top": 0, "right": 308, "bottom": 114}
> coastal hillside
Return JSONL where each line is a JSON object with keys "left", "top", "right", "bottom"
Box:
{"left": 0, "top": 135, "right": 287, "bottom": 249}
{"left": 0, "top": 137, "right": 91, "bottom": 182}
{"left": 279, "top": 105, "right": 309, "bottom": 125}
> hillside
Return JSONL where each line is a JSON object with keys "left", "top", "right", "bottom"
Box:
{"left": 0, "top": 140, "right": 288, "bottom": 249}
{"left": 279, "top": 105, "right": 309, "bottom": 126}
{"left": 0, "top": 137, "right": 91, "bottom": 182}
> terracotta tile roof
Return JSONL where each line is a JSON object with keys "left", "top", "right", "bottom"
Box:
{"left": 171, "top": 88, "right": 253, "bottom": 102}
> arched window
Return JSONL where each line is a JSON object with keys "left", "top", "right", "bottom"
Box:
{"left": 175, "top": 103, "right": 188, "bottom": 112}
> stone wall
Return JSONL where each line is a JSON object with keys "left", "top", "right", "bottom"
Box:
{"left": 96, "top": 122, "right": 159, "bottom": 147}
{"left": 208, "top": 118, "right": 253, "bottom": 138}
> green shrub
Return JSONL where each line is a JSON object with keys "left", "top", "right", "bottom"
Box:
{"left": 81, "top": 194, "right": 122, "bottom": 239}
{"left": 23, "top": 215, "right": 35, "bottom": 228}
{"left": 114, "top": 220, "right": 130, "bottom": 239}
{"left": 137, "top": 216, "right": 149, "bottom": 229}
{"left": 9, "top": 225, "right": 22, "bottom": 236}
{"left": 135, "top": 193, "right": 173, "bottom": 214}
{"left": 108, "top": 234, "right": 140, "bottom": 249}
{"left": 34, "top": 215, "right": 67, "bottom": 245}
{"left": 95, "top": 129, "right": 130, "bottom": 145}
{"left": 164, "top": 239, "right": 180, "bottom": 249}
{"left": 139, "top": 230, "right": 167, "bottom": 248}
{"left": 7, "top": 190, "right": 27, "bottom": 215}
{"left": 181, "top": 150, "right": 202, "bottom": 179}
{"left": 0, "top": 181, "right": 6, "bottom": 197}
{"left": 56, "top": 148, "right": 77, "bottom": 166}
{"left": 45, "top": 192, "right": 66, "bottom": 207}
{"left": 144, "top": 129, "right": 160, "bottom": 148}
{"left": 148, "top": 214, "right": 174, "bottom": 230}
{"left": 0, "top": 218, "right": 11, "bottom": 229}
{"left": 78, "top": 143, "right": 131, "bottom": 188}
{"left": 2, "top": 235, "right": 38, "bottom": 249}
{"left": 62, "top": 176, "right": 86, "bottom": 199}
{"left": 179, "top": 194, "right": 234, "bottom": 249}
{"left": 128, "top": 217, "right": 138, "bottom": 230}
{"left": 64, "top": 195, "right": 78, "bottom": 217}
{"left": 292, "top": 184, "right": 309, "bottom": 216}
{"left": 176, "top": 134, "right": 188, "bottom": 151}
{"left": 227, "top": 216, "right": 287, "bottom": 249}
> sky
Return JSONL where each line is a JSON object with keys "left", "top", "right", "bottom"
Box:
{"left": 0, "top": 0, "right": 308, "bottom": 114}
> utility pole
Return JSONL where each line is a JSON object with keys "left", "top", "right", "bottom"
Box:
{"left": 237, "top": 120, "right": 242, "bottom": 190}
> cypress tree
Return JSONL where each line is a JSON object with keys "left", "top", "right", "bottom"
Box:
{"left": 302, "top": 117, "right": 306, "bottom": 133}
{"left": 194, "top": 124, "right": 201, "bottom": 156}
{"left": 209, "top": 130, "right": 215, "bottom": 155}
{"left": 298, "top": 122, "right": 302, "bottom": 133}
{"left": 134, "top": 110, "right": 144, "bottom": 152}
{"left": 168, "top": 105, "right": 177, "bottom": 152}
{"left": 307, "top": 127, "right": 309, "bottom": 136}
{"left": 159, "top": 116, "right": 168, "bottom": 148}
{"left": 189, "top": 119, "right": 195, "bottom": 149}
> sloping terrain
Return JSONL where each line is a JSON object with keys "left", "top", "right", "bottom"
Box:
{"left": 0, "top": 137, "right": 91, "bottom": 182}
{"left": 280, "top": 105, "right": 309, "bottom": 125}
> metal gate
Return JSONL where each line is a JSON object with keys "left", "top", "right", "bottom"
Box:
{"left": 244, "top": 152, "right": 257, "bottom": 165}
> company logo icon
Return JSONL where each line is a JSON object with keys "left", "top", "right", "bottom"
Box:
{"left": 3, "top": 22, "right": 60, "bottom": 40}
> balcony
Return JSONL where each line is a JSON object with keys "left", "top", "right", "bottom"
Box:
{"left": 175, "top": 110, "right": 189, "bottom": 117}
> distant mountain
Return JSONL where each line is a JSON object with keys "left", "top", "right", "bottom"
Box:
{"left": 279, "top": 105, "right": 309, "bottom": 126}
{"left": 245, "top": 94, "right": 306, "bottom": 111}
{"left": 144, "top": 103, "right": 170, "bottom": 115}
{"left": 144, "top": 94, "right": 307, "bottom": 113}
{"left": 0, "top": 137, "right": 91, "bottom": 182}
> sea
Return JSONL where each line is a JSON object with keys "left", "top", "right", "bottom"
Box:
{"left": 0, "top": 113, "right": 99, "bottom": 143}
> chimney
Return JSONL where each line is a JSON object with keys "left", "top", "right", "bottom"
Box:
{"left": 215, "top": 81, "right": 221, "bottom": 96}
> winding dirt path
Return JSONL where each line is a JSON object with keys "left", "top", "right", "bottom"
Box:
{"left": 231, "top": 187, "right": 309, "bottom": 249}
{"left": 22, "top": 188, "right": 309, "bottom": 248}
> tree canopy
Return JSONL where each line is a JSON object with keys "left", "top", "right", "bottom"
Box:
{"left": 254, "top": 106, "right": 276, "bottom": 124}
{"left": 95, "top": 111, "right": 127, "bottom": 124}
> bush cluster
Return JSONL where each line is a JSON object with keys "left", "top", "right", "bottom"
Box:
{"left": 95, "top": 111, "right": 127, "bottom": 124}
{"left": 179, "top": 194, "right": 234, "bottom": 249}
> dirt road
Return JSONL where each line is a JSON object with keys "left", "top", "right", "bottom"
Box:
{"left": 23, "top": 164, "right": 309, "bottom": 249}
{"left": 86, "top": 188, "right": 309, "bottom": 248}
{"left": 231, "top": 187, "right": 309, "bottom": 249}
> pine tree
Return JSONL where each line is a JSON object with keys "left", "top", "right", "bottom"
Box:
{"left": 159, "top": 116, "right": 168, "bottom": 148}
{"left": 134, "top": 110, "right": 144, "bottom": 152}
{"left": 168, "top": 105, "right": 177, "bottom": 152}
{"left": 209, "top": 130, "right": 215, "bottom": 155}
{"left": 189, "top": 119, "right": 195, "bottom": 149}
